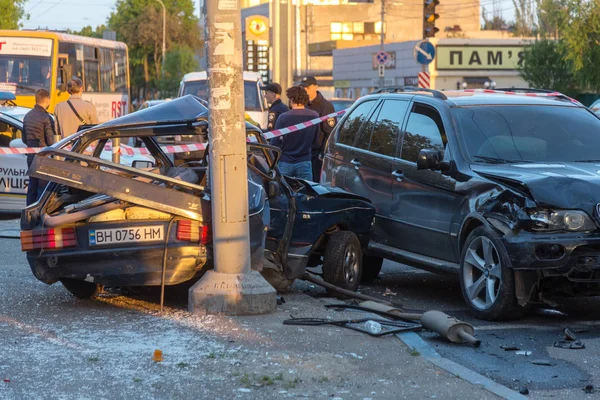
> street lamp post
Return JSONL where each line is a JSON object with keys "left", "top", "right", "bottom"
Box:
{"left": 155, "top": 0, "right": 166, "bottom": 75}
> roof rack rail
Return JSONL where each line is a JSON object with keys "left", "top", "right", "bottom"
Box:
{"left": 492, "top": 88, "right": 555, "bottom": 94}
{"left": 371, "top": 86, "right": 447, "bottom": 100}
{"left": 461, "top": 88, "right": 582, "bottom": 106}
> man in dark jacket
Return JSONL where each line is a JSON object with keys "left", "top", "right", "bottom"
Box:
{"left": 261, "top": 82, "right": 289, "bottom": 132}
{"left": 300, "top": 76, "right": 336, "bottom": 182}
{"left": 23, "top": 89, "right": 55, "bottom": 205}
{"left": 271, "top": 86, "right": 318, "bottom": 180}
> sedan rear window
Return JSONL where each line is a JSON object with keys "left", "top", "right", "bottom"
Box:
{"left": 455, "top": 105, "right": 600, "bottom": 163}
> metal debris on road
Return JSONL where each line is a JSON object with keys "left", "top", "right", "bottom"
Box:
{"left": 531, "top": 359, "right": 556, "bottom": 366}
{"left": 282, "top": 316, "right": 421, "bottom": 337}
{"left": 553, "top": 340, "right": 585, "bottom": 349}
{"left": 383, "top": 288, "right": 397, "bottom": 296}
{"left": 563, "top": 327, "right": 577, "bottom": 341}
{"left": 516, "top": 351, "right": 532, "bottom": 356}
{"left": 500, "top": 345, "right": 520, "bottom": 351}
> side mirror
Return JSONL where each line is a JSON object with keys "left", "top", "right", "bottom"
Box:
{"left": 132, "top": 160, "right": 155, "bottom": 169}
{"left": 417, "top": 149, "right": 442, "bottom": 170}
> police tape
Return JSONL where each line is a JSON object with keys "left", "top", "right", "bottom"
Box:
{"left": 0, "top": 109, "right": 348, "bottom": 156}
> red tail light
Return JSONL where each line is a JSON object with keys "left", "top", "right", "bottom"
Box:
{"left": 177, "top": 220, "right": 212, "bottom": 245}
{"left": 21, "top": 227, "right": 77, "bottom": 252}
{"left": 200, "top": 225, "right": 212, "bottom": 245}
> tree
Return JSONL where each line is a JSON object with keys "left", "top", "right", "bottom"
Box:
{"left": 519, "top": 39, "right": 577, "bottom": 95}
{"left": 158, "top": 46, "right": 199, "bottom": 97}
{"left": 481, "top": 7, "right": 512, "bottom": 31}
{"left": 512, "top": 0, "right": 535, "bottom": 36}
{"left": 70, "top": 25, "right": 108, "bottom": 39}
{"left": 108, "top": 0, "right": 201, "bottom": 100}
{"left": 0, "top": 0, "right": 29, "bottom": 29}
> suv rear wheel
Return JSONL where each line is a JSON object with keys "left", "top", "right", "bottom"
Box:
{"left": 60, "top": 279, "right": 102, "bottom": 299}
{"left": 323, "top": 231, "right": 362, "bottom": 295}
{"left": 459, "top": 227, "right": 526, "bottom": 320}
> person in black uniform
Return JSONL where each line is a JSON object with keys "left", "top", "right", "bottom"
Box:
{"left": 300, "top": 76, "right": 335, "bottom": 182}
{"left": 22, "top": 89, "right": 56, "bottom": 205}
{"left": 261, "top": 82, "right": 289, "bottom": 131}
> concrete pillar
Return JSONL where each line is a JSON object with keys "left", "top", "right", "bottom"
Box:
{"left": 189, "top": 0, "right": 276, "bottom": 315}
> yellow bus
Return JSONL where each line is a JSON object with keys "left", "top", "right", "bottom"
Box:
{"left": 0, "top": 30, "right": 130, "bottom": 122}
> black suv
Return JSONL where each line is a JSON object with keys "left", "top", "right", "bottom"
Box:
{"left": 322, "top": 87, "right": 600, "bottom": 320}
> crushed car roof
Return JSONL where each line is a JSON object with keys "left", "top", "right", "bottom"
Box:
{"left": 97, "top": 95, "right": 209, "bottom": 128}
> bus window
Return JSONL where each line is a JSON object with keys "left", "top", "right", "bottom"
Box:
{"left": 58, "top": 41, "right": 84, "bottom": 87}
{"left": 0, "top": 57, "right": 51, "bottom": 94}
{"left": 100, "top": 48, "right": 115, "bottom": 92}
{"left": 115, "top": 50, "right": 127, "bottom": 94}
{"left": 84, "top": 46, "right": 99, "bottom": 92}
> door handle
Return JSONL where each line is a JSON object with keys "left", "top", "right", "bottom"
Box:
{"left": 392, "top": 170, "right": 404, "bottom": 180}
{"left": 350, "top": 159, "right": 361, "bottom": 168}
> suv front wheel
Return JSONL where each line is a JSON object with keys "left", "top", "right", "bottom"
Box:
{"left": 459, "top": 227, "right": 526, "bottom": 320}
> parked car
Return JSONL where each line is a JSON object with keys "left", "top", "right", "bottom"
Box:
{"left": 589, "top": 98, "right": 600, "bottom": 115}
{"left": 322, "top": 87, "right": 600, "bottom": 320}
{"left": 178, "top": 71, "right": 268, "bottom": 129}
{"left": 21, "top": 95, "right": 375, "bottom": 299}
{"left": 0, "top": 92, "right": 30, "bottom": 212}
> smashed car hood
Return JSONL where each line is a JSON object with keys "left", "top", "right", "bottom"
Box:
{"left": 472, "top": 163, "right": 600, "bottom": 212}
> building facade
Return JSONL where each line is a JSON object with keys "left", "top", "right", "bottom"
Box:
{"left": 332, "top": 37, "right": 533, "bottom": 98}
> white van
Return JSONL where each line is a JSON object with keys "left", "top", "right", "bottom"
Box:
{"left": 178, "top": 71, "right": 268, "bottom": 129}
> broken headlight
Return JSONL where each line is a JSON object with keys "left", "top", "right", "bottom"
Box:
{"left": 528, "top": 210, "right": 596, "bottom": 232}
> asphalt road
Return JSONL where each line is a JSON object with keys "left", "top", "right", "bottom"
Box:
{"left": 3, "top": 212, "right": 600, "bottom": 399}
{"left": 358, "top": 260, "right": 600, "bottom": 398}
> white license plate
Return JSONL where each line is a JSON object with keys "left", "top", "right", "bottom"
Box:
{"left": 89, "top": 226, "right": 164, "bottom": 246}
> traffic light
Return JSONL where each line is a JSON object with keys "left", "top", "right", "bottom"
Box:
{"left": 423, "top": 0, "right": 440, "bottom": 38}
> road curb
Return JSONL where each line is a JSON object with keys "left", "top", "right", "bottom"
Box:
{"left": 397, "top": 332, "right": 528, "bottom": 400}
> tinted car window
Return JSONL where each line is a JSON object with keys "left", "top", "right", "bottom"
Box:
{"left": 337, "top": 100, "right": 377, "bottom": 146}
{"left": 401, "top": 104, "right": 446, "bottom": 163}
{"left": 455, "top": 105, "right": 600, "bottom": 163}
{"left": 370, "top": 100, "right": 408, "bottom": 157}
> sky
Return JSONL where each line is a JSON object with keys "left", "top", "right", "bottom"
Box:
{"left": 21, "top": 0, "right": 515, "bottom": 32}
{"left": 22, "top": 0, "right": 201, "bottom": 32}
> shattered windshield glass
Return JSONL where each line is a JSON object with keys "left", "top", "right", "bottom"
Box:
{"left": 455, "top": 105, "right": 600, "bottom": 163}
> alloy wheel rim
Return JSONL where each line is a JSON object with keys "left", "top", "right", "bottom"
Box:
{"left": 343, "top": 245, "right": 359, "bottom": 284}
{"left": 463, "top": 236, "right": 502, "bottom": 310}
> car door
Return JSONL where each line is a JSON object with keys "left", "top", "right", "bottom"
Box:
{"left": 321, "top": 99, "right": 379, "bottom": 188}
{"left": 389, "top": 102, "right": 462, "bottom": 262}
{"left": 0, "top": 116, "right": 27, "bottom": 212}
{"left": 344, "top": 99, "right": 410, "bottom": 245}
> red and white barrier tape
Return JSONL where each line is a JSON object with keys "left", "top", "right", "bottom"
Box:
{"left": 0, "top": 109, "right": 348, "bottom": 156}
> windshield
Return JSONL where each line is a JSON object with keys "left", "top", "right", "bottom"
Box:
{"left": 455, "top": 105, "right": 600, "bottom": 163}
{"left": 182, "top": 80, "right": 263, "bottom": 112}
{"left": 0, "top": 56, "right": 51, "bottom": 95}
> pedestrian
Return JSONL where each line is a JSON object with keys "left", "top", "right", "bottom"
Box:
{"left": 54, "top": 77, "right": 99, "bottom": 138}
{"left": 261, "top": 82, "right": 289, "bottom": 131}
{"left": 271, "top": 86, "right": 318, "bottom": 181}
{"left": 299, "top": 76, "right": 336, "bottom": 182}
{"left": 23, "top": 89, "right": 55, "bottom": 205}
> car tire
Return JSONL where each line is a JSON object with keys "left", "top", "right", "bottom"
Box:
{"left": 60, "top": 279, "right": 102, "bottom": 299}
{"left": 361, "top": 255, "right": 383, "bottom": 283}
{"left": 459, "top": 226, "right": 526, "bottom": 320}
{"left": 323, "top": 231, "right": 362, "bottom": 295}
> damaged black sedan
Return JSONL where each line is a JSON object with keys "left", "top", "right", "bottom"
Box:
{"left": 20, "top": 96, "right": 375, "bottom": 299}
{"left": 322, "top": 88, "right": 600, "bottom": 320}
